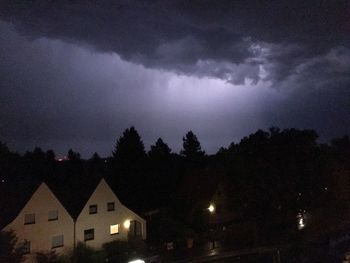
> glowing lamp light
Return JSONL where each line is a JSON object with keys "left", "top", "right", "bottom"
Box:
{"left": 123, "top": 219, "right": 131, "bottom": 229}
{"left": 208, "top": 204, "right": 215, "bottom": 213}
{"left": 128, "top": 260, "right": 145, "bottom": 263}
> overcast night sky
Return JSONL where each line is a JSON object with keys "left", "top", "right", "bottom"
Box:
{"left": 0, "top": 1, "right": 349, "bottom": 157}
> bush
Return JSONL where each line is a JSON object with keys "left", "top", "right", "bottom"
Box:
{"left": 36, "top": 251, "right": 62, "bottom": 263}
{"left": 103, "top": 240, "right": 144, "bottom": 263}
{"left": 0, "top": 230, "right": 26, "bottom": 263}
{"left": 69, "top": 243, "right": 105, "bottom": 263}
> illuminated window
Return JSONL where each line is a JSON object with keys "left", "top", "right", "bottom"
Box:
{"left": 107, "top": 202, "right": 115, "bottom": 211}
{"left": 110, "top": 224, "right": 119, "bottom": 235}
{"left": 48, "top": 210, "right": 58, "bottom": 221}
{"left": 23, "top": 240, "right": 31, "bottom": 254}
{"left": 52, "top": 235, "right": 64, "bottom": 248}
{"left": 84, "top": 229, "right": 94, "bottom": 241}
{"left": 89, "top": 205, "right": 97, "bottom": 214}
{"left": 24, "top": 213, "right": 35, "bottom": 225}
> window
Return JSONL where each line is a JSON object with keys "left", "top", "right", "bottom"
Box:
{"left": 110, "top": 224, "right": 119, "bottom": 235}
{"left": 23, "top": 240, "right": 31, "bottom": 254}
{"left": 107, "top": 202, "right": 115, "bottom": 211}
{"left": 48, "top": 210, "right": 58, "bottom": 221}
{"left": 52, "top": 235, "right": 64, "bottom": 248}
{"left": 24, "top": 213, "right": 35, "bottom": 225}
{"left": 89, "top": 205, "right": 97, "bottom": 214}
{"left": 84, "top": 229, "right": 94, "bottom": 241}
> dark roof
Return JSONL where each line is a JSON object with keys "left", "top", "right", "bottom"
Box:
{"left": 0, "top": 182, "right": 41, "bottom": 229}
{"left": 46, "top": 176, "right": 102, "bottom": 220}
{"left": 0, "top": 174, "right": 105, "bottom": 229}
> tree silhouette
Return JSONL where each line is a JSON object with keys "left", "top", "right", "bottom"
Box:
{"left": 149, "top": 138, "right": 171, "bottom": 160}
{"left": 68, "top": 149, "right": 81, "bottom": 161}
{"left": 181, "top": 131, "right": 205, "bottom": 162}
{"left": 91, "top": 152, "right": 101, "bottom": 161}
{"left": 45, "top": 150, "right": 55, "bottom": 161}
{"left": 112, "top": 127, "right": 146, "bottom": 168}
{"left": 0, "top": 141, "right": 10, "bottom": 159}
{"left": 0, "top": 230, "right": 26, "bottom": 263}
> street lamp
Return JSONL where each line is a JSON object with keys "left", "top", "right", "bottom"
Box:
{"left": 208, "top": 204, "right": 215, "bottom": 213}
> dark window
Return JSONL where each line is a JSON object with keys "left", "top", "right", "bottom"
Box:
{"left": 23, "top": 240, "right": 31, "bottom": 254}
{"left": 129, "top": 220, "right": 142, "bottom": 237}
{"left": 107, "top": 202, "right": 115, "bottom": 211}
{"left": 84, "top": 229, "right": 94, "bottom": 241}
{"left": 24, "top": 214, "right": 35, "bottom": 225}
{"left": 52, "top": 235, "right": 64, "bottom": 248}
{"left": 48, "top": 210, "right": 58, "bottom": 221}
{"left": 89, "top": 205, "right": 97, "bottom": 214}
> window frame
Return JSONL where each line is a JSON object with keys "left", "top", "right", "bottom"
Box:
{"left": 24, "top": 213, "right": 35, "bottom": 225}
{"left": 23, "top": 240, "right": 31, "bottom": 254}
{"left": 48, "top": 210, "right": 59, "bottom": 221}
{"left": 51, "top": 234, "right": 64, "bottom": 249}
{"left": 107, "top": 202, "right": 115, "bottom": 212}
{"left": 89, "top": 204, "right": 98, "bottom": 214}
{"left": 84, "top": 229, "right": 94, "bottom": 241}
{"left": 110, "top": 224, "right": 119, "bottom": 235}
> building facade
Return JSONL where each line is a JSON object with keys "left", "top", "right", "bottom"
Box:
{"left": 3, "top": 178, "right": 146, "bottom": 262}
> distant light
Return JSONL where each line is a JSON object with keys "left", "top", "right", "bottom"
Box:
{"left": 297, "top": 212, "right": 306, "bottom": 230}
{"left": 128, "top": 260, "right": 145, "bottom": 263}
{"left": 324, "top": 187, "right": 328, "bottom": 191}
{"left": 1, "top": 179, "right": 5, "bottom": 183}
{"left": 208, "top": 204, "right": 215, "bottom": 213}
{"left": 123, "top": 219, "right": 131, "bottom": 229}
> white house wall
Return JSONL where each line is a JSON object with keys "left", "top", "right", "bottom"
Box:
{"left": 76, "top": 179, "right": 146, "bottom": 249}
{"left": 4, "top": 183, "right": 74, "bottom": 262}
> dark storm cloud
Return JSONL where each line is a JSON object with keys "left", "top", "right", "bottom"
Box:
{"left": 261, "top": 45, "right": 350, "bottom": 139}
{"left": 0, "top": 0, "right": 349, "bottom": 84}
{"left": 0, "top": 1, "right": 349, "bottom": 157}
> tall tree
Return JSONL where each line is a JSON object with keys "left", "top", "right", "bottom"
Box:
{"left": 112, "top": 126, "right": 146, "bottom": 168}
{"left": 68, "top": 149, "right": 81, "bottom": 161}
{"left": 181, "top": 131, "right": 205, "bottom": 162}
{"left": 149, "top": 138, "right": 171, "bottom": 160}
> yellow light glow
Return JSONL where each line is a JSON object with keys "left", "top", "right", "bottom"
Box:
{"left": 123, "top": 220, "right": 131, "bottom": 229}
{"left": 208, "top": 204, "right": 215, "bottom": 213}
{"left": 110, "top": 224, "right": 119, "bottom": 235}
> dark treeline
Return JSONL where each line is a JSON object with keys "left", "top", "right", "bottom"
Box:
{"left": 1, "top": 127, "right": 350, "bottom": 248}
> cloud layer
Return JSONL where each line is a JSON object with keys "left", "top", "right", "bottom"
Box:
{"left": 1, "top": 1, "right": 349, "bottom": 84}
{"left": 0, "top": 1, "right": 349, "bottom": 156}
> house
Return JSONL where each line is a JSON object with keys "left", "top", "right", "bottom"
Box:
{"left": 2, "top": 182, "right": 74, "bottom": 260}
{"left": 2, "top": 178, "right": 146, "bottom": 262}
{"left": 75, "top": 178, "right": 146, "bottom": 249}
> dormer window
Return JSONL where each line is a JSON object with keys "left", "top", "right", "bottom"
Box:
{"left": 107, "top": 202, "right": 115, "bottom": 211}
{"left": 48, "top": 210, "right": 58, "bottom": 221}
{"left": 89, "top": 205, "right": 97, "bottom": 214}
{"left": 24, "top": 213, "right": 35, "bottom": 225}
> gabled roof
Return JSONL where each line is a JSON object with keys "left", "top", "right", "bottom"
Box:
{"left": 45, "top": 175, "right": 102, "bottom": 220}
{"left": 0, "top": 181, "right": 41, "bottom": 229}
{"left": 0, "top": 175, "right": 117, "bottom": 229}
